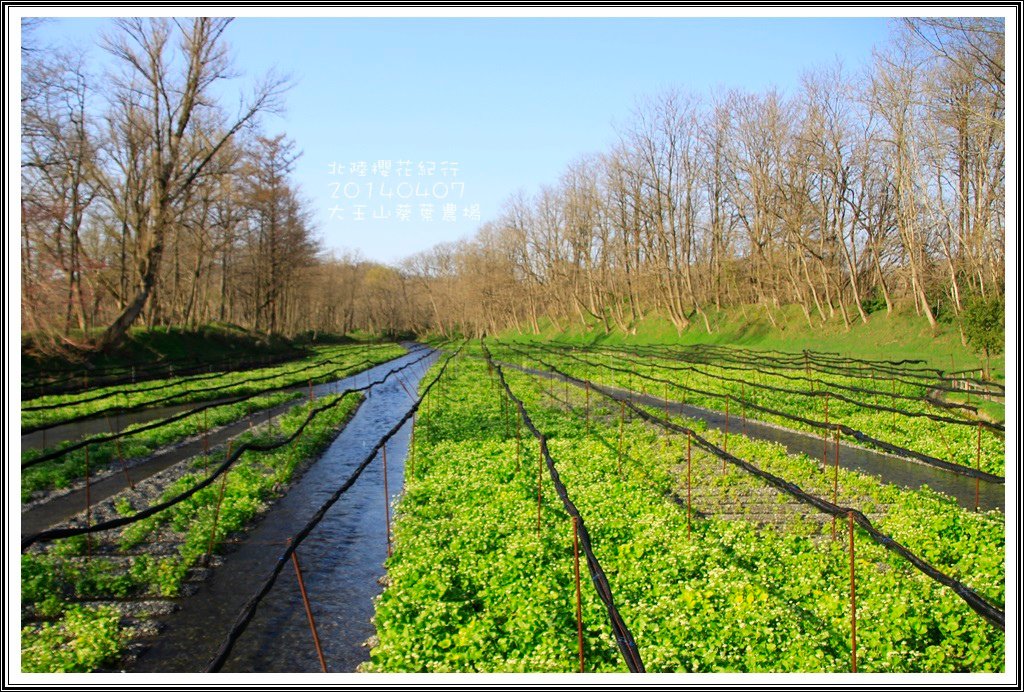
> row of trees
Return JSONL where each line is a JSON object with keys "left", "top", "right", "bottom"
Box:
{"left": 20, "top": 18, "right": 332, "bottom": 349}
{"left": 21, "top": 18, "right": 1005, "bottom": 346}
{"left": 403, "top": 18, "right": 1005, "bottom": 337}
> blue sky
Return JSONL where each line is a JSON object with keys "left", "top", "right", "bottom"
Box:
{"left": 29, "top": 15, "right": 893, "bottom": 263}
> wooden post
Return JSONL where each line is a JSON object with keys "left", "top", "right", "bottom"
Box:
{"left": 572, "top": 516, "right": 584, "bottom": 673}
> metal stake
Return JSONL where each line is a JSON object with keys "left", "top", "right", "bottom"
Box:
{"left": 573, "top": 516, "right": 584, "bottom": 673}
{"left": 383, "top": 442, "right": 392, "bottom": 557}
{"left": 288, "top": 539, "right": 328, "bottom": 673}
{"left": 849, "top": 511, "right": 857, "bottom": 673}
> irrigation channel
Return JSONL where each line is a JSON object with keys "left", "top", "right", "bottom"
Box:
{"left": 508, "top": 363, "right": 1004, "bottom": 513}
{"left": 127, "top": 347, "right": 439, "bottom": 673}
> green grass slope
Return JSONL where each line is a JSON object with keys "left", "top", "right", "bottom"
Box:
{"left": 508, "top": 306, "right": 1005, "bottom": 381}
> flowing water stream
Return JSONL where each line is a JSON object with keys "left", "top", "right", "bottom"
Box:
{"left": 129, "top": 348, "right": 437, "bottom": 673}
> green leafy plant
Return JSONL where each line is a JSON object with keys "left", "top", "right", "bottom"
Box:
{"left": 368, "top": 349, "right": 1003, "bottom": 673}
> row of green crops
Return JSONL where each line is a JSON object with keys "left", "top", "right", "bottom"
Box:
{"left": 21, "top": 392, "right": 300, "bottom": 501}
{"left": 368, "top": 348, "right": 1004, "bottom": 672}
{"left": 21, "top": 391, "right": 363, "bottom": 673}
{"left": 22, "top": 343, "right": 406, "bottom": 430}
{"left": 22, "top": 343, "right": 407, "bottom": 500}
{"left": 499, "top": 342, "right": 1005, "bottom": 477}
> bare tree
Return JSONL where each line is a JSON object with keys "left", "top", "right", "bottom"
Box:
{"left": 95, "top": 17, "right": 290, "bottom": 349}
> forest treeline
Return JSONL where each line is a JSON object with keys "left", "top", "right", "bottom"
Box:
{"left": 21, "top": 18, "right": 1005, "bottom": 348}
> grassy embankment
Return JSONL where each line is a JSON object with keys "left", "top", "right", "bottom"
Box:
{"left": 507, "top": 307, "right": 1006, "bottom": 423}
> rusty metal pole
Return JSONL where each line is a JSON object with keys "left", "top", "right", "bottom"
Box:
{"left": 205, "top": 442, "right": 232, "bottom": 565}
{"left": 975, "top": 421, "right": 982, "bottom": 511}
{"left": 687, "top": 433, "right": 692, "bottom": 539}
{"left": 848, "top": 511, "right": 857, "bottom": 673}
{"left": 383, "top": 442, "right": 392, "bottom": 558}
{"left": 114, "top": 434, "right": 134, "bottom": 490}
{"left": 572, "top": 516, "right": 584, "bottom": 673}
{"left": 202, "top": 408, "right": 212, "bottom": 472}
{"left": 309, "top": 378, "right": 314, "bottom": 405}
{"left": 288, "top": 539, "right": 328, "bottom": 673}
{"left": 85, "top": 445, "right": 92, "bottom": 559}
{"left": 741, "top": 384, "right": 746, "bottom": 433}
{"left": 617, "top": 399, "right": 625, "bottom": 475}
{"left": 823, "top": 393, "right": 830, "bottom": 469}
{"left": 537, "top": 443, "right": 544, "bottom": 535}
{"left": 504, "top": 391, "right": 510, "bottom": 439}
{"left": 832, "top": 428, "right": 840, "bottom": 540}
{"left": 107, "top": 417, "right": 134, "bottom": 490}
{"left": 409, "top": 414, "right": 416, "bottom": 479}
{"left": 890, "top": 377, "right": 896, "bottom": 425}
{"left": 515, "top": 413, "right": 522, "bottom": 471}
{"left": 723, "top": 394, "right": 730, "bottom": 462}
{"left": 585, "top": 381, "right": 590, "bottom": 435}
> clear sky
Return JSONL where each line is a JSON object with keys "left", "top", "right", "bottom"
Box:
{"left": 29, "top": 13, "right": 894, "bottom": 264}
